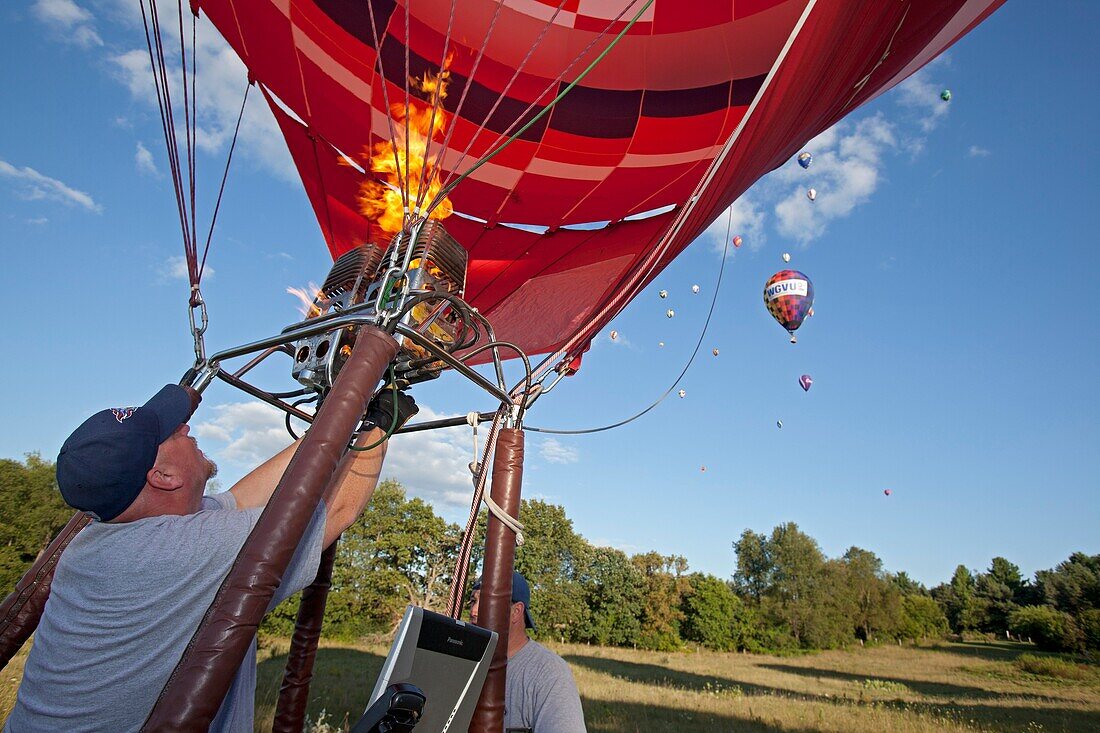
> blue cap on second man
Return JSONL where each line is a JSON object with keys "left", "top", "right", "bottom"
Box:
{"left": 56, "top": 385, "right": 195, "bottom": 521}
{"left": 473, "top": 570, "right": 537, "bottom": 630}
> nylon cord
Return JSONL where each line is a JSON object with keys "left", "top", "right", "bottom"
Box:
{"left": 525, "top": 207, "right": 734, "bottom": 435}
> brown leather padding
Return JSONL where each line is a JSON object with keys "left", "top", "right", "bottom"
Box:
{"left": 271, "top": 540, "right": 338, "bottom": 733}
{"left": 0, "top": 511, "right": 91, "bottom": 669}
{"left": 141, "top": 327, "right": 398, "bottom": 731}
{"left": 469, "top": 428, "right": 524, "bottom": 733}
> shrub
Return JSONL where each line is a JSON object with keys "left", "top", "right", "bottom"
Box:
{"left": 1079, "top": 609, "right": 1100, "bottom": 651}
{"left": 1014, "top": 653, "right": 1089, "bottom": 681}
{"left": 860, "top": 678, "right": 911, "bottom": 693}
{"left": 1008, "top": 605, "right": 1082, "bottom": 653}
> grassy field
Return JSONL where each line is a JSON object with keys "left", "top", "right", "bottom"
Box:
{"left": 4, "top": 639, "right": 1099, "bottom": 731}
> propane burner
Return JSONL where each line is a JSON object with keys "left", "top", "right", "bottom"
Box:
{"left": 291, "top": 221, "right": 469, "bottom": 392}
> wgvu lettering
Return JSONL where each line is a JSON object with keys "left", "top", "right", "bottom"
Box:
{"left": 765, "top": 279, "right": 809, "bottom": 301}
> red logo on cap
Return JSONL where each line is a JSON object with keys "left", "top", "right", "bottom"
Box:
{"left": 111, "top": 407, "right": 135, "bottom": 423}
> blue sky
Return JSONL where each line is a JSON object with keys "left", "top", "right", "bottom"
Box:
{"left": 1, "top": 1, "right": 1097, "bottom": 589}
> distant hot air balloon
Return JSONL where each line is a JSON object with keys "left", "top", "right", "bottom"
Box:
{"left": 884, "top": 489, "right": 892, "bottom": 496}
{"left": 807, "top": 188, "right": 817, "bottom": 201}
{"left": 659, "top": 289, "right": 668, "bottom": 299}
{"left": 691, "top": 285, "right": 700, "bottom": 294}
{"left": 609, "top": 330, "right": 618, "bottom": 341}
{"left": 658, "top": 341, "right": 665, "bottom": 348}
{"left": 782, "top": 252, "right": 791, "bottom": 263}
{"left": 798, "top": 151, "right": 813, "bottom": 169}
{"left": 764, "top": 270, "right": 815, "bottom": 343}
{"left": 700, "top": 465, "right": 706, "bottom": 472}
{"left": 799, "top": 374, "right": 813, "bottom": 392}
{"left": 940, "top": 89, "right": 951, "bottom": 101}
{"left": 666, "top": 309, "right": 675, "bottom": 318}
{"left": 712, "top": 348, "right": 719, "bottom": 356}
{"left": 776, "top": 420, "right": 783, "bottom": 429}
{"left": 733, "top": 235, "right": 743, "bottom": 248}
{"left": 808, "top": 307, "right": 815, "bottom": 317}
{"left": 678, "top": 389, "right": 686, "bottom": 398}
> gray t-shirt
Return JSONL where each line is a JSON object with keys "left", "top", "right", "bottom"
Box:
{"left": 6, "top": 492, "right": 325, "bottom": 733}
{"left": 505, "top": 639, "right": 587, "bottom": 733}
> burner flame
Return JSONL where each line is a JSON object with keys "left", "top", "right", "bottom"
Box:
{"left": 358, "top": 59, "right": 455, "bottom": 236}
{"left": 287, "top": 282, "right": 324, "bottom": 319}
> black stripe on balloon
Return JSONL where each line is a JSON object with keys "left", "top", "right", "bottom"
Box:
{"left": 316, "top": 5, "right": 767, "bottom": 141}
{"left": 641, "top": 74, "right": 765, "bottom": 117}
{"left": 313, "top": 0, "right": 396, "bottom": 49}
{"left": 548, "top": 83, "right": 642, "bottom": 139}
{"left": 730, "top": 74, "right": 766, "bottom": 106}
{"left": 377, "top": 35, "right": 549, "bottom": 143}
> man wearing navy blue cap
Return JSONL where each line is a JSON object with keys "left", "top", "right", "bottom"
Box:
{"left": 471, "top": 570, "right": 587, "bottom": 732}
{"left": 6, "top": 383, "right": 416, "bottom": 733}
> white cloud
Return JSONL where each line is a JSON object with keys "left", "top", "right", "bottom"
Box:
{"left": 160, "top": 255, "right": 214, "bottom": 281}
{"left": 32, "top": 0, "right": 102, "bottom": 48}
{"left": 194, "top": 400, "right": 479, "bottom": 512}
{"left": 193, "top": 401, "right": 296, "bottom": 468}
{"left": 135, "top": 141, "right": 159, "bottom": 175}
{"left": 105, "top": 4, "right": 296, "bottom": 181}
{"left": 384, "top": 405, "right": 482, "bottom": 510}
{"left": 772, "top": 114, "right": 896, "bottom": 243}
{"left": 696, "top": 77, "right": 945, "bottom": 250}
{"left": 894, "top": 65, "right": 951, "bottom": 133}
{"left": 539, "top": 438, "right": 579, "bottom": 465}
{"left": 27, "top": 217, "right": 49, "bottom": 225}
{"left": 968, "top": 145, "right": 991, "bottom": 157}
{"left": 0, "top": 159, "right": 102, "bottom": 212}
{"left": 703, "top": 194, "right": 766, "bottom": 252}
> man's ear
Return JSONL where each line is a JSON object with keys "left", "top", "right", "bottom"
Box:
{"left": 147, "top": 463, "right": 184, "bottom": 492}
{"left": 512, "top": 602, "right": 526, "bottom": 625}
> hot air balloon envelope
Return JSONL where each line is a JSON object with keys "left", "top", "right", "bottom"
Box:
{"left": 940, "top": 89, "right": 951, "bottom": 101}
{"left": 666, "top": 309, "right": 675, "bottom": 318}
{"left": 799, "top": 374, "right": 813, "bottom": 391}
{"left": 609, "top": 330, "right": 618, "bottom": 341}
{"left": 733, "top": 235, "right": 743, "bottom": 248}
{"left": 691, "top": 285, "right": 700, "bottom": 294}
{"left": 712, "top": 348, "right": 719, "bottom": 356}
{"left": 807, "top": 188, "right": 817, "bottom": 201}
{"left": 798, "top": 152, "right": 813, "bottom": 169}
{"left": 776, "top": 420, "right": 783, "bottom": 429}
{"left": 764, "top": 270, "right": 815, "bottom": 338}
{"left": 782, "top": 252, "right": 791, "bottom": 263}
{"left": 884, "top": 489, "right": 892, "bottom": 496}
{"left": 678, "top": 389, "right": 686, "bottom": 398}
{"left": 659, "top": 289, "right": 668, "bottom": 299}
{"left": 191, "top": 0, "right": 1003, "bottom": 366}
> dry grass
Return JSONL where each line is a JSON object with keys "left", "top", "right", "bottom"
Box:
{"left": 3, "top": 639, "right": 1098, "bottom": 732}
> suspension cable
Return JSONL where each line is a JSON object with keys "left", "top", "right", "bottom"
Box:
{"left": 430, "top": 0, "right": 654, "bottom": 213}
{"left": 199, "top": 81, "right": 250, "bottom": 280}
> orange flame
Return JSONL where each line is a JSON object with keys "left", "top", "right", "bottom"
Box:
{"left": 287, "top": 282, "right": 324, "bottom": 319}
{"left": 358, "top": 60, "right": 455, "bottom": 235}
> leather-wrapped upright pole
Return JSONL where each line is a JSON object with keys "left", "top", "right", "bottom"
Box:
{"left": 142, "top": 327, "right": 397, "bottom": 732}
{"left": 271, "top": 540, "right": 338, "bottom": 733}
{"left": 0, "top": 511, "right": 90, "bottom": 669}
{"left": 469, "top": 427, "right": 524, "bottom": 733}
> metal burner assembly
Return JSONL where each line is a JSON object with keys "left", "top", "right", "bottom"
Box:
{"left": 290, "top": 221, "right": 470, "bottom": 393}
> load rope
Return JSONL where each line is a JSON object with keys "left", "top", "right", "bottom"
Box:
{"left": 524, "top": 206, "right": 733, "bottom": 435}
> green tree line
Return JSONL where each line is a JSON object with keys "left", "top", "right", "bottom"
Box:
{"left": 2, "top": 455, "right": 1097, "bottom": 653}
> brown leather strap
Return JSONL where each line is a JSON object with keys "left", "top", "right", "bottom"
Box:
{"left": 0, "top": 511, "right": 91, "bottom": 669}
{"left": 142, "top": 327, "right": 397, "bottom": 731}
{"left": 469, "top": 428, "right": 524, "bottom": 733}
{"left": 271, "top": 539, "right": 338, "bottom": 733}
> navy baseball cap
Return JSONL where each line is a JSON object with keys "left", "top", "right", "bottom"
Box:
{"left": 56, "top": 385, "right": 197, "bottom": 521}
{"left": 473, "top": 570, "right": 536, "bottom": 630}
